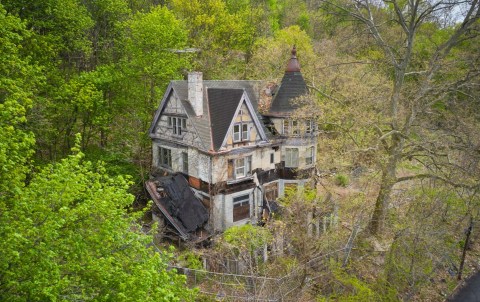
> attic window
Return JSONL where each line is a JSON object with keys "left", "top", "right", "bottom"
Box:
{"left": 233, "top": 123, "right": 249, "bottom": 142}
{"left": 169, "top": 117, "right": 186, "bottom": 136}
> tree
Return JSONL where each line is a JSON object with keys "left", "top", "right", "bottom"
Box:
{"left": 169, "top": 0, "right": 269, "bottom": 78}
{"left": 320, "top": 0, "right": 480, "bottom": 235}
{"left": 0, "top": 4, "right": 37, "bottom": 197}
{"left": 0, "top": 138, "right": 194, "bottom": 301}
{"left": 113, "top": 5, "right": 190, "bottom": 175}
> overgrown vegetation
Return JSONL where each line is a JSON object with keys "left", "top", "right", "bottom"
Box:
{"left": 1, "top": 0, "right": 479, "bottom": 300}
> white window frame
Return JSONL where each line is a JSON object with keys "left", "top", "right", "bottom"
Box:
{"left": 283, "top": 119, "right": 289, "bottom": 135}
{"left": 233, "top": 194, "right": 250, "bottom": 208}
{"left": 233, "top": 124, "right": 241, "bottom": 142}
{"left": 233, "top": 123, "right": 250, "bottom": 142}
{"left": 182, "top": 152, "right": 188, "bottom": 173}
{"left": 235, "top": 158, "right": 246, "bottom": 178}
{"left": 242, "top": 123, "right": 249, "bottom": 140}
{"left": 285, "top": 148, "right": 299, "bottom": 168}
{"left": 233, "top": 193, "right": 250, "bottom": 222}
{"left": 230, "top": 156, "right": 252, "bottom": 179}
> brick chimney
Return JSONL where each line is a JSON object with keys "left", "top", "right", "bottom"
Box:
{"left": 188, "top": 72, "right": 203, "bottom": 116}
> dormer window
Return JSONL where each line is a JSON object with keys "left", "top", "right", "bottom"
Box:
{"left": 233, "top": 123, "right": 249, "bottom": 142}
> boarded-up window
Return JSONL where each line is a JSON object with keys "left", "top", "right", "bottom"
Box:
{"left": 233, "top": 194, "right": 250, "bottom": 221}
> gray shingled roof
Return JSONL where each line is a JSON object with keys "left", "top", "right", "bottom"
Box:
{"left": 268, "top": 71, "right": 308, "bottom": 116}
{"left": 207, "top": 88, "right": 244, "bottom": 150}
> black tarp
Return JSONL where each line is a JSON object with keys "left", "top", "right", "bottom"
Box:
{"left": 156, "top": 174, "right": 209, "bottom": 232}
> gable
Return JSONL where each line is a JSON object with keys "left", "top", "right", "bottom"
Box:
{"left": 149, "top": 85, "right": 208, "bottom": 150}
{"left": 207, "top": 88, "right": 244, "bottom": 151}
{"left": 206, "top": 89, "right": 267, "bottom": 151}
{"left": 221, "top": 100, "right": 266, "bottom": 149}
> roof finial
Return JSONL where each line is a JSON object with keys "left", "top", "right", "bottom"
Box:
{"left": 286, "top": 45, "right": 300, "bottom": 72}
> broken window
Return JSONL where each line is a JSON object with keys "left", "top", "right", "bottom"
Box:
{"left": 306, "top": 146, "right": 314, "bottom": 165}
{"left": 292, "top": 120, "right": 299, "bottom": 135}
{"left": 305, "top": 120, "right": 313, "bottom": 134}
{"left": 283, "top": 119, "right": 289, "bottom": 135}
{"left": 305, "top": 146, "right": 315, "bottom": 165}
{"left": 285, "top": 148, "right": 299, "bottom": 168}
{"left": 233, "top": 194, "right": 250, "bottom": 221}
{"left": 158, "top": 147, "right": 172, "bottom": 168}
{"left": 283, "top": 119, "right": 300, "bottom": 136}
{"left": 182, "top": 152, "right": 188, "bottom": 173}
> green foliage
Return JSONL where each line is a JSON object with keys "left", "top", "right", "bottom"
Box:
{"left": 317, "top": 262, "right": 398, "bottom": 301}
{"left": 335, "top": 173, "right": 350, "bottom": 187}
{"left": 178, "top": 251, "right": 203, "bottom": 270}
{"left": 0, "top": 4, "right": 38, "bottom": 196}
{"left": 0, "top": 139, "right": 194, "bottom": 301}
{"left": 247, "top": 25, "right": 316, "bottom": 80}
{"left": 223, "top": 224, "right": 272, "bottom": 253}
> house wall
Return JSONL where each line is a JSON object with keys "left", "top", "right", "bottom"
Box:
{"left": 152, "top": 141, "right": 212, "bottom": 183}
{"left": 211, "top": 187, "right": 262, "bottom": 231}
{"left": 211, "top": 147, "right": 279, "bottom": 183}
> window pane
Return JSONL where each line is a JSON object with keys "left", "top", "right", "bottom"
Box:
{"left": 285, "top": 148, "right": 299, "bottom": 168}
{"left": 235, "top": 158, "right": 245, "bottom": 177}
{"left": 233, "top": 124, "right": 240, "bottom": 142}
{"left": 182, "top": 118, "right": 186, "bottom": 129}
{"left": 242, "top": 124, "right": 249, "bottom": 140}
{"left": 283, "top": 120, "right": 289, "bottom": 135}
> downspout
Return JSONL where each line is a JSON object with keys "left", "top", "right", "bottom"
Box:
{"left": 208, "top": 155, "right": 214, "bottom": 231}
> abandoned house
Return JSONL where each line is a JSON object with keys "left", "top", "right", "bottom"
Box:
{"left": 147, "top": 47, "right": 318, "bottom": 240}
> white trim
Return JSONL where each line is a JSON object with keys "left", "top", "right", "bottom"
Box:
{"left": 220, "top": 91, "right": 268, "bottom": 149}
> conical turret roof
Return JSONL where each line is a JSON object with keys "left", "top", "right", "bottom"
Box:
{"left": 268, "top": 46, "right": 308, "bottom": 116}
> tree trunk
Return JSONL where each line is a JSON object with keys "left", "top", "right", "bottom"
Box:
{"left": 368, "top": 152, "right": 399, "bottom": 235}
